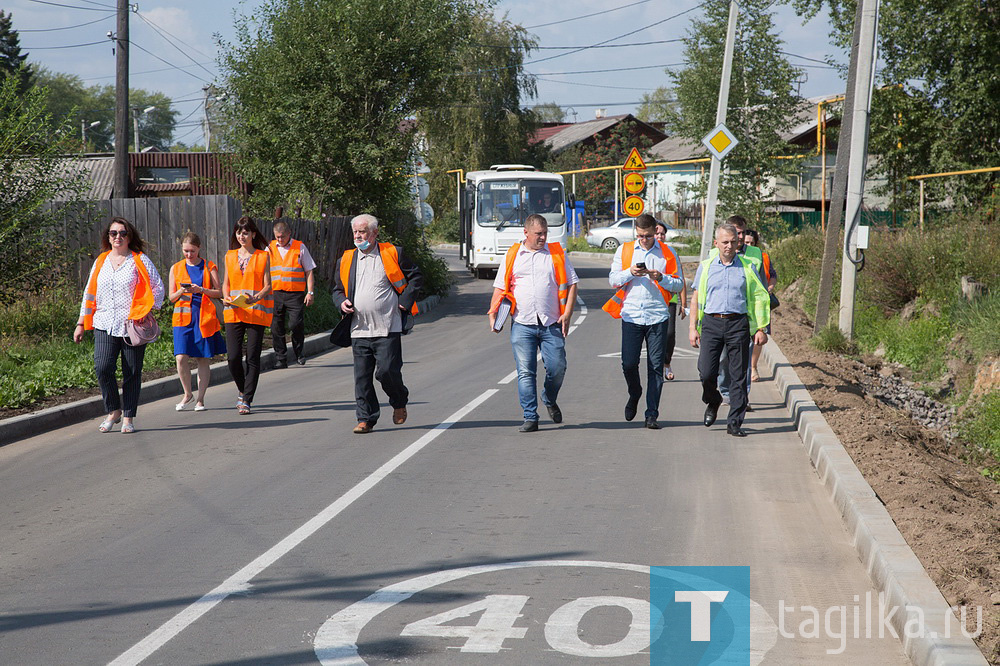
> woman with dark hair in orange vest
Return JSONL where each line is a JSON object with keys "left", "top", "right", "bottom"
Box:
{"left": 222, "top": 216, "right": 273, "bottom": 415}
{"left": 169, "top": 232, "right": 226, "bottom": 411}
{"left": 73, "top": 216, "right": 165, "bottom": 434}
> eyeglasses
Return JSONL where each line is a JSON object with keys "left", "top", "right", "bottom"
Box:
{"left": 108, "top": 229, "right": 129, "bottom": 238}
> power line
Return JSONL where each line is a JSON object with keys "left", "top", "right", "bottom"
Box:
{"left": 534, "top": 77, "right": 651, "bottom": 92}
{"left": 129, "top": 40, "right": 213, "bottom": 84}
{"left": 525, "top": 0, "right": 656, "bottom": 29}
{"left": 24, "top": 0, "right": 114, "bottom": 11}
{"left": 779, "top": 50, "right": 838, "bottom": 67}
{"left": 525, "top": 4, "right": 705, "bottom": 67}
{"left": 533, "top": 63, "right": 684, "bottom": 76}
{"left": 475, "top": 39, "right": 683, "bottom": 50}
{"left": 136, "top": 11, "right": 216, "bottom": 78}
{"left": 81, "top": 61, "right": 216, "bottom": 82}
{"left": 17, "top": 14, "right": 114, "bottom": 32}
{"left": 22, "top": 39, "right": 108, "bottom": 50}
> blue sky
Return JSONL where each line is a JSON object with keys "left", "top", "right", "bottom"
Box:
{"left": 9, "top": 0, "right": 846, "bottom": 144}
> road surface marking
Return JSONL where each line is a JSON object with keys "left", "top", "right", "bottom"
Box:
{"left": 108, "top": 389, "right": 499, "bottom": 666}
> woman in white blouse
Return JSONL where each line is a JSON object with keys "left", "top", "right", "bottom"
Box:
{"left": 73, "top": 217, "right": 165, "bottom": 434}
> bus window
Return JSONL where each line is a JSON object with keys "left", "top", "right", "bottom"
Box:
{"left": 478, "top": 181, "right": 521, "bottom": 226}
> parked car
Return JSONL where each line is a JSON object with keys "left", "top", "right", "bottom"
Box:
{"left": 585, "top": 219, "right": 698, "bottom": 250}
{"left": 586, "top": 218, "right": 634, "bottom": 250}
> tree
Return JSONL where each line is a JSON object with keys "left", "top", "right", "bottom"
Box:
{"left": 531, "top": 102, "right": 565, "bottom": 123}
{"left": 636, "top": 86, "right": 679, "bottom": 123}
{"left": 32, "top": 69, "right": 179, "bottom": 152}
{"left": 0, "top": 11, "right": 33, "bottom": 95}
{"left": 419, "top": 7, "right": 538, "bottom": 218}
{"left": 218, "top": 0, "right": 474, "bottom": 218}
{"left": 0, "top": 78, "right": 86, "bottom": 303}
{"left": 560, "top": 121, "right": 654, "bottom": 219}
{"left": 667, "top": 0, "right": 807, "bottom": 226}
{"left": 793, "top": 0, "right": 1000, "bottom": 209}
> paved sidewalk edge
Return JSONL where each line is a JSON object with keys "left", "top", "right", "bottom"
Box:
{"left": 761, "top": 341, "right": 987, "bottom": 666}
{"left": 0, "top": 294, "right": 445, "bottom": 447}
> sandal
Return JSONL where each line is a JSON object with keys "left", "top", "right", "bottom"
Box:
{"left": 238, "top": 403, "right": 251, "bottom": 415}
{"left": 664, "top": 366, "right": 675, "bottom": 381}
{"left": 751, "top": 369, "right": 761, "bottom": 382}
{"left": 121, "top": 422, "right": 136, "bottom": 434}
{"left": 98, "top": 415, "right": 121, "bottom": 433}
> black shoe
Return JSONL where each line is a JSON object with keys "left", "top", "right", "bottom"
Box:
{"left": 296, "top": 356, "right": 306, "bottom": 366}
{"left": 704, "top": 403, "right": 720, "bottom": 427}
{"left": 727, "top": 424, "right": 748, "bottom": 437}
{"left": 274, "top": 359, "right": 288, "bottom": 369}
{"left": 624, "top": 397, "right": 639, "bottom": 422}
{"left": 518, "top": 420, "right": 539, "bottom": 433}
{"left": 644, "top": 417, "right": 661, "bottom": 430}
{"left": 745, "top": 402, "right": 753, "bottom": 412}
{"left": 546, "top": 402, "right": 562, "bottom": 424}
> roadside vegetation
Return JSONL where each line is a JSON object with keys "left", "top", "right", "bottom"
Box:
{"left": 768, "top": 210, "right": 1000, "bottom": 475}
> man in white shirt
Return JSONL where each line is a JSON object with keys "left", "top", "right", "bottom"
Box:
{"left": 605, "top": 214, "right": 683, "bottom": 429}
{"left": 489, "top": 215, "right": 579, "bottom": 432}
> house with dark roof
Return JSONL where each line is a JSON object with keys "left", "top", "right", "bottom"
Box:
{"left": 532, "top": 113, "right": 667, "bottom": 156}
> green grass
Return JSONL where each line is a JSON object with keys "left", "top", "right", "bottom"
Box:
{"left": 566, "top": 236, "right": 611, "bottom": 253}
{"left": 810, "top": 324, "right": 857, "bottom": 354}
{"left": 0, "top": 281, "right": 345, "bottom": 411}
{"left": 957, "top": 390, "right": 1000, "bottom": 477}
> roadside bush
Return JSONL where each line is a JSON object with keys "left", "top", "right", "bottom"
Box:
{"left": 810, "top": 324, "right": 857, "bottom": 354}
{"left": 426, "top": 208, "right": 459, "bottom": 244}
{"left": 768, "top": 227, "right": 825, "bottom": 290}
{"left": 854, "top": 306, "right": 949, "bottom": 378}
{"left": 951, "top": 292, "right": 1000, "bottom": 364}
{"left": 957, "top": 390, "right": 1000, "bottom": 466}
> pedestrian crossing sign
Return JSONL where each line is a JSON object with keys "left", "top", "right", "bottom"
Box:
{"left": 622, "top": 147, "right": 646, "bottom": 171}
{"left": 701, "top": 123, "right": 739, "bottom": 160}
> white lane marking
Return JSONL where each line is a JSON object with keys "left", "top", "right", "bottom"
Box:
{"left": 108, "top": 389, "right": 499, "bottom": 666}
{"left": 499, "top": 294, "right": 588, "bottom": 384}
{"left": 313, "top": 560, "right": 779, "bottom": 665}
{"left": 598, "top": 348, "right": 699, "bottom": 359}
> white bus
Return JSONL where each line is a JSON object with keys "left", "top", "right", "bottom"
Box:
{"left": 459, "top": 164, "right": 568, "bottom": 279}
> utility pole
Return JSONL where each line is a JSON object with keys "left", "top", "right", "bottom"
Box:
{"left": 838, "top": 0, "right": 880, "bottom": 338}
{"left": 133, "top": 108, "right": 140, "bottom": 153}
{"left": 112, "top": 0, "right": 129, "bottom": 198}
{"left": 202, "top": 85, "right": 212, "bottom": 151}
{"left": 699, "top": 0, "right": 739, "bottom": 259}
{"left": 813, "top": 3, "right": 863, "bottom": 335}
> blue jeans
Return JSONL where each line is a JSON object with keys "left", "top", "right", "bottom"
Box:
{"left": 510, "top": 322, "right": 567, "bottom": 422}
{"left": 621, "top": 320, "right": 666, "bottom": 419}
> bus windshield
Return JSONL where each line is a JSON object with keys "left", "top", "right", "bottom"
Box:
{"left": 477, "top": 179, "right": 565, "bottom": 227}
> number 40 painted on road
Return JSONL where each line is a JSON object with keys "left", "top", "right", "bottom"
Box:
{"left": 400, "top": 592, "right": 726, "bottom": 657}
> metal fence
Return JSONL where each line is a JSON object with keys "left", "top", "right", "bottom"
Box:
{"left": 53, "top": 195, "right": 354, "bottom": 290}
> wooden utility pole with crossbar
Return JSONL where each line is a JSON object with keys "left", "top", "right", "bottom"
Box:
{"left": 113, "top": 0, "right": 129, "bottom": 199}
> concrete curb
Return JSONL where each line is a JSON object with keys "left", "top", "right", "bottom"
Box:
{"left": 0, "top": 295, "right": 444, "bottom": 447}
{"left": 760, "top": 341, "right": 988, "bottom": 665}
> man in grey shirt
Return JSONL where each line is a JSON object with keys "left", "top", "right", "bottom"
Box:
{"left": 332, "top": 214, "right": 423, "bottom": 434}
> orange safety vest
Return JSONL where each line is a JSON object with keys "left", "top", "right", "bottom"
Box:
{"left": 82, "top": 251, "right": 154, "bottom": 330}
{"left": 762, "top": 250, "right": 772, "bottom": 284}
{"left": 488, "top": 242, "right": 570, "bottom": 316}
{"left": 340, "top": 243, "right": 419, "bottom": 316}
{"left": 268, "top": 239, "right": 307, "bottom": 292}
{"left": 171, "top": 259, "right": 221, "bottom": 338}
{"left": 602, "top": 241, "right": 679, "bottom": 318}
{"left": 224, "top": 249, "right": 274, "bottom": 326}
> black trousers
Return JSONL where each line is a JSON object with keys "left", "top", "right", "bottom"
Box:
{"left": 697, "top": 314, "right": 751, "bottom": 428}
{"left": 663, "top": 301, "right": 678, "bottom": 365}
{"left": 94, "top": 329, "right": 146, "bottom": 417}
{"left": 226, "top": 322, "right": 265, "bottom": 404}
{"left": 351, "top": 333, "right": 408, "bottom": 425}
{"left": 272, "top": 290, "right": 305, "bottom": 362}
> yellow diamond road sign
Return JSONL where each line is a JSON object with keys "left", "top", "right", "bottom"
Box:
{"left": 701, "top": 123, "right": 739, "bottom": 160}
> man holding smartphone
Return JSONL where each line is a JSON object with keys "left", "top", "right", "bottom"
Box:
{"left": 603, "top": 214, "right": 683, "bottom": 428}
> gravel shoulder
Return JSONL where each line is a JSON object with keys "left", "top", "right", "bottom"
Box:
{"left": 769, "top": 302, "right": 1000, "bottom": 663}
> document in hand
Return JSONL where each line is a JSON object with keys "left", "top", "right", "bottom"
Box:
{"left": 227, "top": 293, "right": 252, "bottom": 309}
{"left": 492, "top": 296, "right": 513, "bottom": 332}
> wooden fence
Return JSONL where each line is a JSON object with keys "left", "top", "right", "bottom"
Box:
{"left": 52, "top": 195, "right": 353, "bottom": 290}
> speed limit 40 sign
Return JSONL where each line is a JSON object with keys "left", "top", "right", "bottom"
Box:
{"left": 623, "top": 195, "right": 645, "bottom": 217}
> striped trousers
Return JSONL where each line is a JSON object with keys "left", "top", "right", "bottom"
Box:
{"left": 94, "top": 329, "right": 147, "bottom": 417}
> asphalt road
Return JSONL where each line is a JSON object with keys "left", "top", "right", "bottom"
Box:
{"left": 0, "top": 248, "right": 910, "bottom": 665}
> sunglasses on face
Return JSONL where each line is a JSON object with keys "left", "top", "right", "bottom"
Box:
{"left": 108, "top": 229, "right": 129, "bottom": 238}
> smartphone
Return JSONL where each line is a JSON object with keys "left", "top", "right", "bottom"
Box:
{"left": 635, "top": 262, "right": 646, "bottom": 270}
{"left": 180, "top": 282, "right": 192, "bottom": 288}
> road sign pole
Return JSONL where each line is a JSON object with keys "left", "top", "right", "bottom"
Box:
{"left": 699, "top": 0, "right": 739, "bottom": 260}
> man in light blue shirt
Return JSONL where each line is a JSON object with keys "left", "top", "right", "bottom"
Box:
{"left": 605, "top": 214, "right": 683, "bottom": 429}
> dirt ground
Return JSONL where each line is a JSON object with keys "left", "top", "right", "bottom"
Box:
{"left": 769, "top": 302, "right": 1000, "bottom": 663}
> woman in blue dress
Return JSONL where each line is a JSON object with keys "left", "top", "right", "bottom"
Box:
{"left": 169, "top": 232, "right": 226, "bottom": 411}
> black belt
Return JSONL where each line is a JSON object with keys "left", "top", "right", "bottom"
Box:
{"left": 706, "top": 312, "right": 746, "bottom": 319}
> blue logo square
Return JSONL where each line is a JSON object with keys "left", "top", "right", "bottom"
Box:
{"left": 649, "top": 566, "right": 751, "bottom": 664}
